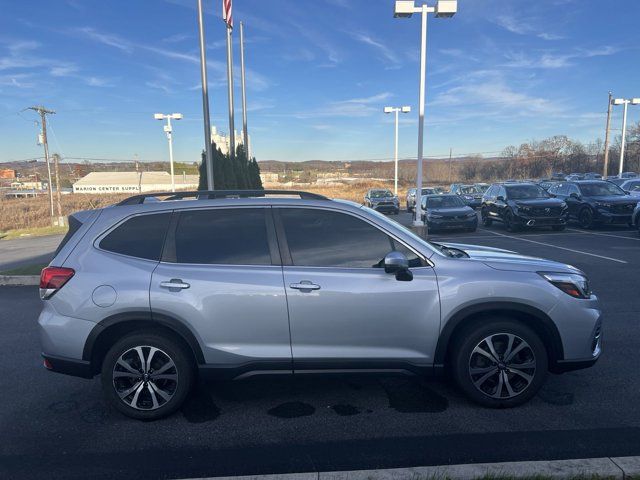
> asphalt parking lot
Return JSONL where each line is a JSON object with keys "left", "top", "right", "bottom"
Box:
{"left": 1, "top": 214, "right": 640, "bottom": 480}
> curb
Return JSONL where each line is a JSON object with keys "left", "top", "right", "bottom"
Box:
{"left": 0, "top": 275, "right": 40, "bottom": 286}
{"left": 182, "top": 456, "right": 640, "bottom": 480}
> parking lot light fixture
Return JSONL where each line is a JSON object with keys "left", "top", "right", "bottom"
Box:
{"left": 613, "top": 98, "right": 639, "bottom": 177}
{"left": 384, "top": 105, "right": 412, "bottom": 195}
{"left": 154, "top": 113, "right": 183, "bottom": 192}
{"left": 394, "top": 0, "right": 457, "bottom": 227}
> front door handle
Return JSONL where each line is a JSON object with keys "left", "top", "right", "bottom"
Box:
{"left": 289, "top": 281, "right": 321, "bottom": 291}
{"left": 160, "top": 279, "right": 190, "bottom": 290}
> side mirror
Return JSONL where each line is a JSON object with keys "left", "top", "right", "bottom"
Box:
{"left": 496, "top": 195, "right": 505, "bottom": 202}
{"left": 569, "top": 192, "right": 581, "bottom": 200}
{"left": 624, "top": 190, "right": 630, "bottom": 195}
{"left": 383, "top": 251, "right": 413, "bottom": 281}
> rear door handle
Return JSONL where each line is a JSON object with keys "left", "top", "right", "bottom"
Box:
{"left": 160, "top": 279, "right": 190, "bottom": 290}
{"left": 289, "top": 281, "right": 321, "bottom": 291}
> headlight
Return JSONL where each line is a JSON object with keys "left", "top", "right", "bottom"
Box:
{"left": 428, "top": 214, "right": 444, "bottom": 219}
{"left": 463, "top": 195, "right": 473, "bottom": 200}
{"left": 595, "top": 202, "right": 611, "bottom": 209}
{"left": 517, "top": 205, "right": 531, "bottom": 212}
{"left": 539, "top": 272, "right": 591, "bottom": 299}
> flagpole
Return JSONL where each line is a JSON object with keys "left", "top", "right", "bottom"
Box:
{"left": 197, "top": 0, "right": 214, "bottom": 189}
{"left": 240, "top": 21, "right": 250, "bottom": 160}
{"left": 225, "top": 20, "right": 236, "bottom": 158}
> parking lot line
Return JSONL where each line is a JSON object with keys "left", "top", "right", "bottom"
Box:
{"left": 566, "top": 228, "right": 640, "bottom": 242}
{"left": 481, "top": 229, "right": 628, "bottom": 264}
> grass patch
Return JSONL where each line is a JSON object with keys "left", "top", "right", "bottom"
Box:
{"left": 0, "top": 263, "right": 47, "bottom": 276}
{"left": 0, "top": 225, "right": 68, "bottom": 241}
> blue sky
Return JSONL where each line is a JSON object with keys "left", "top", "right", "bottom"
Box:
{"left": 1, "top": 0, "right": 639, "bottom": 164}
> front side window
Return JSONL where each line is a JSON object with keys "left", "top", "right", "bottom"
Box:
{"left": 279, "top": 208, "right": 422, "bottom": 268}
{"left": 174, "top": 208, "right": 272, "bottom": 265}
{"left": 100, "top": 213, "right": 171, "bottom": 261}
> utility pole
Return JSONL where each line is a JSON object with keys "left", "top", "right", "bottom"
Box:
{"left": 449, "top": 147, "right": 453, "bottom": 183}
{"left": 603, "top": 92, "right": 613, "bottom": 178}
{"left": 52, "top": 154, "right": 64, "bottom": 227}
{"left": 223, "top": 0, "right": 236, "bottom": 159}
{"left": 197, "top": 0, "right": 215, "bottom": 189}
{"left": 240, "top": 22, "right": 250, "bottom": 160}
{"left": 28, "top": 106, "right": 55, "bottom": 224}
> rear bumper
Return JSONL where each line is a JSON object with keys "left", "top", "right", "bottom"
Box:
{"left": 42, "top": 353, "right": 93, "bottom": 379}
{"left": 553, "top": 356, "right": 599, "bottom": 373}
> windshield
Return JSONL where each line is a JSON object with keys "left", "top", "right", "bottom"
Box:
{"left": 622, "top": 180, "right": 640, "bottom": 191}
{"left": 421, "top": 188, "right": 436, "bottom": 195}
{"left": 579, "top": 182, "right": 625, "bottom": 197}
{"left": 425, "top": 195, "right": 465, "bottom": 208}
{"left": 505, "top": 184, "right": 549, "bottom": 199}
{"left": 475, "top": 184, "right": 489, "bottom": 192}
{"left": 369, "top": 190, "right": 393, "bottom": 198}
{"left": 460, "top": 186, "right": 480, "bottom": 194}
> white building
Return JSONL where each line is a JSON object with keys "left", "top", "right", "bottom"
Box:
{"left": 72, "top": 171, "right": 199, "bottom": 194}
{"left": 211, "top": 126, "right": 250, "bottom": 157}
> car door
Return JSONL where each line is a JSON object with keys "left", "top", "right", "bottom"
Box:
{"left": 563, "top": 184, "right": 582, "bottom": 218}
{"left": 274, "top": 207, "right": 440, "bottom": 369}
{"left": 150, "top": 207, "right": 292, "bottom": 368}
{"left": 491, "top": 186, "right": 506, "bottom": 218}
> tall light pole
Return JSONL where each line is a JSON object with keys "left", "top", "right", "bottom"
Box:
{"left": 613, "top": 97, "right": 640, "bottom": 177}
{"left": 384, "top": 105, "right": 411, "bottom": 195}
{"left": 240, "top": 21, "right": 250, "bottom": 160}
{"left": 197, "top": 0, "right": 214, "bottom": 189}
{"left": 394, "top": 0, "right": 457, "bottom": 227}
{"left": 154, "top": 113, "right": 183, "bottom": 192}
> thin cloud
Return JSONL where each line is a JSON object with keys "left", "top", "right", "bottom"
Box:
{"left": 351, "top": 32, "right": 401, "bottom": 68}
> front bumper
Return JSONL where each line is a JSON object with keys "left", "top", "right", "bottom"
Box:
{"left": 372, "top": 203, "right": 399, "bottom": 213}
{"left": 594, "top": 210, "right": 633, "bottom": 224}
{"left": 427, "top": 216, "right": 478, "bottom": 231}
{"left": 513, "top": 212, "right": 567, "bottom": 227}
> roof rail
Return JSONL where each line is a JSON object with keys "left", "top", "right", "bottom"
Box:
{"left": 116, "top": 189, "right": 329, "bottom": 206}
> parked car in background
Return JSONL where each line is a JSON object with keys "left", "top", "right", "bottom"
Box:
{"left": 538, "top": 180, "right": 560, "bottom": 191}
{"left": 481, "top": 182, "right": 568, "bottom": 232}
{"left": 548, "top": 180, "right": 637, "bottom": 228}
{"left": 364, "top": 189, "right": 399, "bottom": 214}
{"left": 551, "top": 172, "right": 565, "bottom": 181}
{"left": 405, "top": 187, "right": 437, "bottom": 212}
{"left": 474, "top": 183, "right": 490, "bottom": 193}
{"left": 451, "top": 184, "right": 483, "bottom": 209}
{"left": 606, "top": 176, "right": 627, "bottom": 186}
{"left": 620, "top": 179, "right": 640, "bottom": 197}
{"left": 565, "top": 173, "right": 584, "bottom": 181}
{"left": 584, "top": 172, "right": 602, "bottom": 180}
{"left": 38, "top": 189, "right": 602, "bottom": 419}
{"left": 419, "top": 194, "right": 478, "bottom": 233}
{"left": 621, "top": 171, "right": 638, "bottom": 179}
{"left": 633, "top": 203, "right": 640, "bottom": 235}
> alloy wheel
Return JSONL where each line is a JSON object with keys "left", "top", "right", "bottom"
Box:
{"left": 579, "top": 208, "right": 593, "bottom": 229}
{"left": 468, "top": 333, "right": 536, "bottom": 399}
{"left": 113, "top": 346, "right": 178, "bottom": 411}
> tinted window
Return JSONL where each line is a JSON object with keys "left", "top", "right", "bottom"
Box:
{"left": 505, "top": 184, "right": 549, "bottom": 199}
{"left": 174, "top": 209, "right": 272, "bottom": 265}
{"left": 578, "top": 182, "right": 624, "bottom": 196}
{"left": 100, "top": 213, "right": 171, "bottom": 261}
{"left": 425, "top": 195, "right": 465, "bottom": 208}
{"left": 567, "top": 184, "right": 580, "bottom": 195}
{"left": 280, "top": 208, "right": 422, "bottom": 268}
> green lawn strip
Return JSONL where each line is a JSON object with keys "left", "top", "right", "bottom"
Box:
{"left": 0, "top": 263, "right": 47, "bottom": 276}
{"left": 0, "top": 225, "right": 68, "bottom": 241}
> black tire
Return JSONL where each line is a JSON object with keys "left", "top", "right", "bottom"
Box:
{"left": 450, "top": 318, "right": 548, "bottom": 408}
{"left": 101, "top": 332, "right": 194, "bottom": 420}
{"left": 552, "top": 225, "right": 565, "bottom": 231}
{"left": 481, "top": 207, "right": 492, "bottom": 226}
{"left": 504, "top": 210, "right": 520, "bottom": 232}
{"left": 578, "top": 207, "right": 595, "bottom": 229}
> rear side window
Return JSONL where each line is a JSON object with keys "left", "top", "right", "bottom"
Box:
{"left": 100, "top": 213, "right": 171, "bottom": 261}
{"left": 174, "top": 208, "right": 272, "bottom": 265}
{"left": 279, "top": 208, "right": 423, "bottom": 268}
{"left": 54, "top": 215, "right": 83, "bottom": 256}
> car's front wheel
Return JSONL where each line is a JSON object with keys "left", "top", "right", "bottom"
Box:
{"left": 101, "top": 332, "right": 194, "bottom": 420}
{"left": 481, "top": 207, "right": 492, "bottom": 226}
{"left": 451, "top": 319, "right": 548, "bottom": 408}
{"left": 578, "top": 207, "right": 595, "bottom": 229}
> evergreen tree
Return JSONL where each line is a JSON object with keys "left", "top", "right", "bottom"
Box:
{"left": 198, "top": 141, "right": 262, "bottom": 190}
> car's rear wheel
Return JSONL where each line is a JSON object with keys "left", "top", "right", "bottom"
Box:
{"left": 101, "top": 332, "right": 194, "bottom": 420}
{"left": 451, "top": 319, "right": 548, "bottom": 408}
{"left": 481, "top": 207, "right": 492, "bottom": 226}
{"left": 578, "top": 207, "right": 595, "bottom": 229}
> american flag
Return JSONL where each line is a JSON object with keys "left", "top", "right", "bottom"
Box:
{"left": 222, "top": 0, "right": 233, "bottom": 30}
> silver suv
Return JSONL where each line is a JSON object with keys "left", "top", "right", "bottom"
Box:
{"left": 38, "top": 190, "right": 602, "bottom": 420}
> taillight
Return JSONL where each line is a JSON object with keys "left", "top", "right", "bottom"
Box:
{"left": 40, "top": 266, "right": 75, "bottom": 300}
